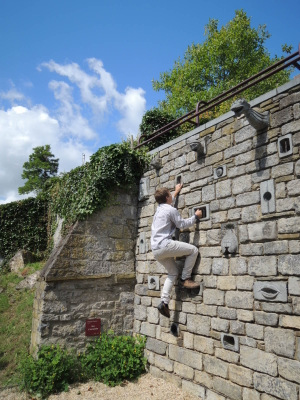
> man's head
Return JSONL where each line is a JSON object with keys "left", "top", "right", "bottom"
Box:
{"left": 154, "top": 187, "right": 172, "bottom": 204}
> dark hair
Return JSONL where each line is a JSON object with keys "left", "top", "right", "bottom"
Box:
{"left": 154, "top": 187, "right": 170, "bottom": 204}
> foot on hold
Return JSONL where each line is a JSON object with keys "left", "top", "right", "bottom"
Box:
{"left": 157, "top": 302, "right": 170, "bottom": 318}
{"left": 181, "top": 279, "right": 200, "bottom": 289}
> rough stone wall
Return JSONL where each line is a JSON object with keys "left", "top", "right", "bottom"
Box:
{"left": 134, "top": 76, "right": 300, "bottom": 400}
{"left": 31, "top": 191, "right": 137, "bottom": 352}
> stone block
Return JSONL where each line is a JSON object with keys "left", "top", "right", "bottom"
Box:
{"left": 236, "top": 192, "right": 260, "bottom": 206}
{"left": 243, "top": 388, "right": 260, "bottom": 400}
{"left": 240, "top": 346, "right": 277, "bottom": 376}
{"left": 263, "top": 240, "right": 288, "bottom": 255}
{"left": 207, "top": 229, "right": 221, "bottom": 245}
{"left": 134, "top": 304, "right": 147, "bottom": 321}
{"left": 254, "top": 311, "right": 278, "bottom": 326}
{"left": 212, "top": 258, "right": 229, "bottom": 275}
{"left": 197, "top": 304, "right": 218, "bottom": 316}
{"left": 182, "top": 380, "right": 205, "bottom": 399}
{"left": 224, "top": 140, "right": 252, "bottom": 160}
{"left": 230, "top": 320, "right": 245, "bottom": 335}
{"left": 146, "top": 338, "right": 167, "bottom": 355}
{"left": 194, "top": 370, "right": 213, "bottom": 388}
{"left": 236, "top": 276, "right": 254, "bottom": 291}
{"left": 248, "top": 221, "right": 277, "bottom": 241}
{"left": 199, "top": 258, "right": 212, "bottom": 274}
{"left": 174, "top": 361, "right": 194, "bottom": 380}
{"left": 154, "top": 354, "right": 174, "bottom": 372}
{"left": 217, "top": 307, "right": 237, "bottom": 320}
{"left": 225, "top": 291, "right": 253, "bottom": 309}
{"left": 229, "top": 364, "right": 253, "bottom": 387}
{"left": 203, "top": 289, "right": 225, "bottom": 306}
{"left": 216, "top": 180, "right": 232, "bottom": 198}
{"left": 241, "top": 205, "right": 261, "bottom": 224}
{"left": 245, "top": 323, "right": 264, "bottom": 340}
{"left": 203, "top": 354, "right": 229, "bottom": 378}
{"left": 231, "top": 258, "right": 248, "bottom": 275}
{"left": 271, "top": 162, "right": 294, "bottom": 178}
{"left": 194, "top": 335, "right": 214, "bottom": 355}
{"left": 186, "top": 314, "right": 211, "bottom": 336}
{"left": 254, "top": 372, "right": 297, "bottom": 400}
{"left": 278, "top": 254, "right": 300, "bottom": 275}
{"left": 278, "top": 217, "right": 300, "bottom": 234}
{"left": 140, "top": 322, "right": 156, "bottom": 337}
{"left": 278, "top": 357, "right": 300, "bottom": 384}
{"left": 202, "top": 184, "right": 216, "bottom": 202}
{"left": 215, "top": 348, "right": 239, "bottom": 363}
{"left": 261, "top": 302, "right": 292, "bottom": 314}
{"left": 211, "top": 318, "right": 230, "bottom": 332}
{"left": 288, "top": 277, "right": 300, "bottom": 295}
{"left": 183, "top": 332, "right": 194, "bottom": 349}
{"left": 213, "top": 376, "right": 243, "bottom": 400}
{"left": 206, "top": 389, "right": 225, "bottom": 400}
{"left": 279, "top": 315, "right": 300, "bottom": 330}
{"left": 248, "top": 256, "right": 277, "bottom": 276}
{"left": 264, "top": 327, "right": 295, "bottom": 358}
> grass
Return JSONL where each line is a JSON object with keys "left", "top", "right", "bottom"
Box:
{"left": 0, "top": 261, "right": 45, "bottom": 387}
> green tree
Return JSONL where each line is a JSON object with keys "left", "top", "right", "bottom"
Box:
{"left": 18, "top": 145, "right": 59, "bottom": 195}
{"left": 153, "top": 9, "right": 292, "bottom": 119}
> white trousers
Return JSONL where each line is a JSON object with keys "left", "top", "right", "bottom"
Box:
{"left": 153, "top": 241, "right": 199, "bottom": 304}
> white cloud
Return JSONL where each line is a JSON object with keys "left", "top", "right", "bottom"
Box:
{"left": 0, "top": 58, "right": 146, "bottom": 204}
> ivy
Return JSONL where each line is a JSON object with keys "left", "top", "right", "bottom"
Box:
{"left": 0, "top": 198, "right": 48, "bottom": 262}
{"left": 47, "top": 141, "right": 150, "bottom": 226}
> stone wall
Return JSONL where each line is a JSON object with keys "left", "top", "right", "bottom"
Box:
{"left": 31, "top": 190, "right": 137, "bottom": 352}
{"left": 134, "top": 76, "right": 300, "bottom": 400}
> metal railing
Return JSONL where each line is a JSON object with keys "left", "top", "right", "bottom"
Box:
{"left": 135, "top": 44, "right": 300, "bottom": 149}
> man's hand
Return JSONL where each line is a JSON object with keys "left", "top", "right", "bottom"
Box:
{"left": 174, "top": 183, "right": 183, "bottom": 197}
{"left": 195, "top": 209, "right": 202, "bottom": 219}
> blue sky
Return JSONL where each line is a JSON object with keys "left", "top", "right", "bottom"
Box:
{"left": 0, "top": 0, "right": 299, "bottom": 203}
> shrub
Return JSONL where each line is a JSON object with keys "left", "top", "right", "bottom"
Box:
{"left": 19, "top": 345, "right": 81, "bottom": 398}
{"left": 80, "top": 332, "right": 147, "bottom": 386}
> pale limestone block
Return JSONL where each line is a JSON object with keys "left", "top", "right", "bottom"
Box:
{"left": 278, "top": 357, "right": 300, "bottom": 384}
{"left": 228, "top": 207, "right": 241, "bottom": 221}
{"left": 183, "top": 331, "right": 194, "bottom": 349}
{"left": 202, "top": 184, "right": 216, "bottom": 202}
{"left": 236, "top": 150, "right": 255, "bottom": 166}
{"left": 215, "top": 348, "right": 239, "bottom": 363}
{"left": 203, "top": 289, "right": 225, "bottom": 306}
{"left": 194, "top": 335, "right": 214, "bottom": 355}
{"left": 276, "top": 197, "right": 296, "bottom": 212}
{"left": 275, "top": 181, "right": 286, "bottom": 198}
{"left": 186, "top": 314, "right": 211, "bottom": 336}
{"left": 263, "top": 240, "right": 288, "bottom": 255}
{"left": 197, "top": 304, "right": 218, "bottom": 316}
{"left": 211, "top": 211, "right": 228, "bottom": 224}
{"left": 236, "top": 276, "right": 253, "bottom": 291}
{"left": 271, "top": 162, "right": 294, "bottom": 178}
{"left": 194, "top": 370, "right": 213, "bottom": 389}
{"left": 140, "top": 322, "right": 156, "bottom": 337}
{"left": 182, "top": 380, "right": 206, "bottom": 398}
{"left": 278, "top": 217, "right": 300, "bottom": 234}
{"left": 279, "top": 315, "right": 300, "bottom": 330}
{"left": 224, "top": 140, "right": 252, "bottom": 159}
{"left": 287, "top": 179, "right": 300, "bottom": 196}
{"left": 217, "top": 307, "right": 237, "bottom": 320}
{"left": 289, "top": 240, "right": 300, "bottom": 253}
{"left": 248, "top": 221, "right": 277, "bottom": 241}
{"left": 198, "top": 258, "right": 212, "bottom": 275}
{"left": 174, "top": 361, "right": 194, "bottom": 380}
{"left": 253, "top": 372, "right": 297, "bottom": 400}
{"left": 230, "top": 320, "right": 245, "bottom": 335}
{"left": 245, "top": 323, "right": 264, "bottom": 340}
{"left": 248, "top": 256, "right": 277, "bottom": 276}
{"left": 240, "top": 346, "right": 277, "bottom": 376}
{"left": 252, "top": 169, "right": 270, "bottom": 183}
{"left": 229, "top": 364, "right": 253, "bottom": 387}
{"left": 278, "top": 254, "right": 300, "bottom": 275}
{"left": 241, "top": 205, "right": 261, "bottom": 223}
{"left": 147, "top": 307, "right": 159, "bottom": 324}
{"left": 216, "top": 179, "right": 232, "bottom": 198}
{"left": 146, "top": 337, "right": 167, "bottom": 355}
{"left": 217, "top": 276, "right": 237, "bottom": 290}
{"left": 237, "top": 309, "right": 254, "bottom": 322}
{"left": 232, "top": 175, "right": 252, "bottom": 195}
{"left": 182, "top": 302, "right": 197, "bottom": 314}
{"left": 154, "top": 354, "right": 174, "bottom": 372}
{"left": 254, "top": 311, "right": 278, "bottom": 326}
{"left": 213, "top": 376, "right": 242, "bottom": 400}
{"left": 203, "top": 354, "right": 229, "bottom": 378}
{"left": 288, "top": 276, "right": 300, "bottom": 295}
{"left": 206, "top": 389, "right": 225, "bottom": 400}
{"left": 231, "top": 257, "right": 248, "bottom": 275}
{"left": 212, "top": 258, "right": 229, "bottom": 275}
{"left": 243, "top": 387, "right": 260, "bottom": 400}
{"left": 225, "top": 291, "right": 253, "bottom": 309}
{"left": 207, "top": 229, "right": 222, "bottom": 245}
{"left": 211, "top": 317, "right": 230, "bottom": 332}
{"left": 219, "top": 196, "right": 235, "bottom": 210}
{"left": 281, "top": 119, "right": 300, "bottom": 135}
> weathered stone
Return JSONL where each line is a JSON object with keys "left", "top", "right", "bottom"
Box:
{"left": 278, "top": 217, "right": 300, "bottom": 234}
{"left": 169, "top": 344, "right": 202, "bottom": 370}
{"left": 146, "top": 338, "right": 167, "bottom": 355}
{"left": 279, "top": 315, "right": 300, "bottom": 330}
{"left": 240, "top": 346, "right": 277, "bottom": 376}
{"left": 212, "top": 258, "right": 229, "bottom": 275}
{"left": 224, "top": 140, "right": 252, "bottom": 160}
{"left": 248, "top": 256, "right": 277, "bottom": 276}
{"left": 186, "top": 314, "right": 211, "bottom": 336}
{"left": 174, "top": 361, "right": 194, "bottom": 379}
{"left": 213, "top": 376, "right": 242, "bottom": 400}
{"left": 194, "top": 335, "right": 214, "bottom": 354}
{"left": 231, "top": 258, "right": 248, "bottom": 275}
{"left": 254, "top": 372, "right": 297, "bottom": 400}
{"left": 206, "top": 389, "right": 225, "bottom": 400}
{"left": 237, "top": 309, "right": 254, "bottom": 322}
{"left": 263, "top": 240, "right": 288, "bottom": 255}
{"left": 203, "top": 354, "right": 229, "bottom": 378}
{"left": 217, "top": 277, "right": 237, "bottom": 291}
{"left": 248, "top": 221, "right": 277, "bottom": 241}
{"left": 236, "top": 191, "right": 260, "bottom": 207}
{"left": 225, "top": 291, "right": 253, "bottom": 309}
{"left": 203, "top": 289, "right": 225, "bottom": 306}
{"left": 243, "top": 388, "right": 260, "bottom": 400}
{"left": 202, "top": 184, "right": 216, "bottom": 202}
{"left": 288, "top": 277, "right": 300, "bottom": 295}
{"left": 216, "top": 180, "right": 232, "bottom": 198}
{"left": 182, "top": 380, "right": 205, "bottom": 399}
{"left": 245, "top": 323, "right": 264, "bottom": 340}
{"left": 154, "top": 354, "right": 174, "bottom": 372}
{"left": 236, "top": 276, "right": 253, "bottom": 291}
{"left": 215, "top": 348, "right": 239, "bottom": 363}
{"left": 278, "top": 357, "right": 300, "bottom": 384}
{"left": 241, "top": 205, "right": 261, "bottom": 223}
{"left": 264, "top": 327, "right": 295, "bottom": 358}
{"left": 230, "top": 320, "right": 245, "bottom": 335}
{"left": 211, "top": 318, "right": 230, "bottom": 332}
{"left": 278, "top": 254, "right": 300, "bottom": 275}
{"left": 254, "top": 311, "right": 278, "bottom": 326}
{"left": 229, "top": 364, "right": 253, "bottom": 387}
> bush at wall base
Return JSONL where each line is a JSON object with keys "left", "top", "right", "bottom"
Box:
{"left": 19, "top": 332, "right": 147, "bottom": 398}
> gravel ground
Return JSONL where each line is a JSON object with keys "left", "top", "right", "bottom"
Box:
{"left": 0, "top": 374, "right": 199, "bottom": 400}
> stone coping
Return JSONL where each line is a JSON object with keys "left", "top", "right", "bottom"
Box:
{"left": 149, "top": 75, "right": 300, "bottom": 154}
{"left": 41, "top": 272, "right": 136, "bottom": 282}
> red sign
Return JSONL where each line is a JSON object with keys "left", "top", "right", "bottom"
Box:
{"left": 85, "top": 319, "right": 101, "bottom": 336}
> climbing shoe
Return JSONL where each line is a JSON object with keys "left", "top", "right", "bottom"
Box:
{"left": 157, "top": 302, "right": 170, "bottom": 318}
{"left": 181, "top": 279, "right": 201, "bottom": 289}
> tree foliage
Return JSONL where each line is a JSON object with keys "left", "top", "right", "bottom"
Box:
{"left": 153, "top": 9, "right": 292, "bottom": 119}
{"left": 18, "top": 145, "right": 59, "bottom": 195}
